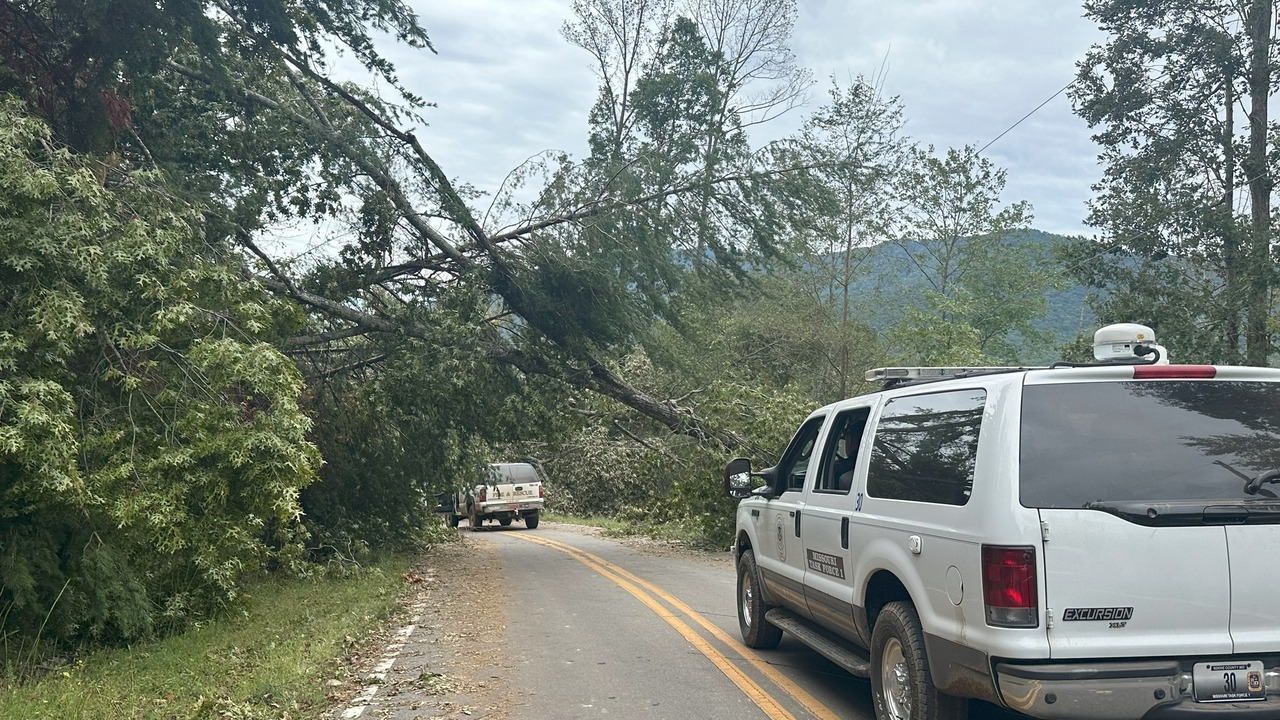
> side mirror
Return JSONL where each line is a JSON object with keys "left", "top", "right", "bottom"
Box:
{"left": 724, "top": 457, "right": 754, "bottom": 499}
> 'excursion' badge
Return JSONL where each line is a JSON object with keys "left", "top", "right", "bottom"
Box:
{"left": 1062, "top": 607, "right": 1134, "bottom": 622}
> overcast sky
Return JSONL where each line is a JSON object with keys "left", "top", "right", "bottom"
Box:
{"left": 387, "top": 0, "right": 1106, "bottom": 239}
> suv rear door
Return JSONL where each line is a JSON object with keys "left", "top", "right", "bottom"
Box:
{"left": 1034, "top": 511, "right": 1231, "bottom": 657}
{"left": 1021, "top": 375, "right": 1280, "bottom": 658}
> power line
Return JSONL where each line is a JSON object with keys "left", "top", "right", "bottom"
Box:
{"left": 978, "top": 79, "right": 1076, "bottom": 155}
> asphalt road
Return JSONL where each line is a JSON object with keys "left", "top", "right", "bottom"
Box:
{"left": 468, "top": 524, "right": 1023, "bottom": 720}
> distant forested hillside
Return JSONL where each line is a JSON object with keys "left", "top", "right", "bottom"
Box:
{"left": 838, "top": 229, "right": 1098, "bottom": 362}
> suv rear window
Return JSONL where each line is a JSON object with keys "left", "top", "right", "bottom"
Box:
{"left": 1021, "top": 381, "right": 1280, "bottom": 507}
{"left": 490, "top": 464, "right": 541, "bottom": 484}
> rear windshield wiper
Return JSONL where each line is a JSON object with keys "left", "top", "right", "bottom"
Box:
{"left": 1083, "top": 499, "right": 1280, "bottom": 526}
{"left": 1243, "top": 469, "right": 1280, "bottom": 496}
{"left": 1213, "top": 461, "right": 1280, "bottom": 497}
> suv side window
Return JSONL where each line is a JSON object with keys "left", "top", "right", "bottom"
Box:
{"left": 816, "top": 408, "right": 871, "bottom": 494}
{"left": 778, "top": 416, "right": 825, "bottom": 493}
{"left": 867, "top": 389, "right": 986, "bottom": 505}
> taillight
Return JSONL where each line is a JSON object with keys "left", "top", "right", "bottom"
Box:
{"left": 982, "top": 545, "right": 1038, "bottom": 628}
{"left": 538, "top": 485, "right": 544, "bottom": 498}
{"left": 1133, "top": 365, "right": 1216, "bottom": 379}
{"left": 479, "top": 487, "right": 487, "bottom": 502}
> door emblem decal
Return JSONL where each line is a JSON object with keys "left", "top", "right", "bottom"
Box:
{"left": 806, "top": 549, "right": 846, "bottom": 579}
{"left": 775, "top": 513, "right": 786, "bottom": 562}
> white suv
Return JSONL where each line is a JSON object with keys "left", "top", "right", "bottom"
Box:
{"left": 725, "top": 324, "right": 1280, "bottom": 719}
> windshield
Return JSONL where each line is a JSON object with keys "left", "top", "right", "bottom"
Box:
{"left": 1020, "top": 381, "right": 1280, "bottom": 507}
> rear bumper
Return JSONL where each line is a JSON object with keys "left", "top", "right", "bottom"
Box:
{"left": 477, "top": 502, "right": 542, "bottom": 516}
{"left": 995, "top": 659, "right": 1280, "bottom": 719}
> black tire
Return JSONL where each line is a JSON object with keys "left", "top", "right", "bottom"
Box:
{"left": 499, "top": 517, "right": 512, "bottom": 527}
{"left": 736, "top": 550, "right": 782, "bottom": 648}
{"left": 447, "top": 514, "right": 460, "bottom": 528}
{"left": 524, "top": 512, "right": 540, "bottom": 529}
{"left": 469, "top": 512, "right": 483, "bottom": 531}
{"left": 870, "top": 601, "right": 968, "bottom": 720}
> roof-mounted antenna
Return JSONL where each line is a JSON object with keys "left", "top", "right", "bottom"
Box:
{"left": 1092, "top": 323, "right": 1169, "bottom": 365}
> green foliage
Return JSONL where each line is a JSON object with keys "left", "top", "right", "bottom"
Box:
{"left": 884, "top": 147, "right": 1056, "bottom": 364}
{"left": 0, "top": 0, "right": 430, "bottom": 154}
{"left": 0, "top": 97, "right": 318, "bottom": 655}
{"left": 629, "top": 17, "right": 729, "bottom": 168}
{"left": 535, "top": 8, "right": 811, "bottom": 363}
{"left": 0, "top": 555, "right": 412, "bottom": 717}
{"left": 297, "top": 303, "right": 578, "bottom": 553}
{"left": 1071, "top": 0, "right": 1277, "bottom": 363}
{"left": 544, "top": 287, "right": 823, "bottom": 548}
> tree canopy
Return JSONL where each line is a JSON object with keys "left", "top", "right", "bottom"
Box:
{"left": 1070, "top": 0, "right": 1277, "bottom": 363}
{"left": 0, "top": 0, "right": 1114, "bottom": 662}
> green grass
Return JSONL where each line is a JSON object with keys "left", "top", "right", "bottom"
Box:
{"left": 0, "top": 557, "right": 413, "bottom": 719}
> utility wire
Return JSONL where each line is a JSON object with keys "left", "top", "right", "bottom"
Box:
{"left": 978, "top": 79, "right": 1077, "bottom": 155}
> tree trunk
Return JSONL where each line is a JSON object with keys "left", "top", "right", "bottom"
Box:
{"left": 1245, "top": 0, "right": 1273, "bottom": 365}
{"left": 1222, "top": 66, "right": 1241, "bottom": 360}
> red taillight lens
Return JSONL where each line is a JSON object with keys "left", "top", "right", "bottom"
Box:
{"left": 982, "top": 545, "right": 1038, "bottom": 628}
{"left": 1133, "top": 364, "right": 1216, "bottom": 379}
{"left": 538, "top": 485, "right": 544, "bottom": 498}
{"left": 479, "top": 487, "right": 487, "bottom": 502}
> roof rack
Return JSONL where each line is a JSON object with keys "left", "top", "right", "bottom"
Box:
{"left": 864, "top": 324, "right": 1175, "bottom": 390}
{"left": 865, "top": 366, "right": 1047, "bottom": 389}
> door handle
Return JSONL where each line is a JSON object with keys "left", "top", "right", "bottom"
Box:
{"left": 794, "top": 509, "right": 802, "bottom": 537}
{"left": 841, "top": 517, "right": 849, "bottom": 549}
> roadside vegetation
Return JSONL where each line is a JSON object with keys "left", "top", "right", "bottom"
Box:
{"left": 2, "top": 0, "right": 1277, "bottom": 704}
{"left": 0, "top": 554, "right": 413, "bottom": 719}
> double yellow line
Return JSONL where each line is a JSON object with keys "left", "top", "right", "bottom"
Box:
{"left": 509, "top": 533, "right": 840, "bottom": 720}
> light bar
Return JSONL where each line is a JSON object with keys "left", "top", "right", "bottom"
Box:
{"left": 865, "top": 366, "right": 1044, "bottom": 383}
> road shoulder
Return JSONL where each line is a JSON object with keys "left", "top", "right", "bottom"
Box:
{"left": 326, "top": 537, "right": 513, "bottom": 719}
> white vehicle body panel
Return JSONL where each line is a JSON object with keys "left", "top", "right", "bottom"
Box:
{"left": 799, "top": 493, "right": 858, "bottom": 638}
{"left": 1226, "top": 524, "right": 1280, "bottom": 654}
{"left": 760, "top": 494, "right": 810, "bottom": 616}
{"left": 1039, "top": 510, "right": 1232, "bottom": 658}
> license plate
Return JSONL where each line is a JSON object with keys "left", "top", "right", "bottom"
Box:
{"left": 1193, "top": 661, "right": 1266, "bottom": 702}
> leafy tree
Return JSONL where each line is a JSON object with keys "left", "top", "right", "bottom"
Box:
{"left": 792, "top": 76, "right": 907, "bottom": 395}
{"left": 887, "top": 145, "right": 1052, "bottom": 364}
{"left": 678, "top": 0, "right": 811, "bottom": 265}
{"left": 560, "top": 0, "right": 813, "bottom": 280}
{"left": 1071, "top": 0, "right": 1277, "bottom": 363}
{"left": 0, "top": 97, "right": 318, "bottom": 653}
{"left": 563, "top": 0, "right": 808, "bottom": 157}
{"left": 562, "top": 0, "right": 675, "bottom": 162}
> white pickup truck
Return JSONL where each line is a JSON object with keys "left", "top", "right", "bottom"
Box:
{"left": 445, "top": 462, "right": 544, "bottom": 530}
